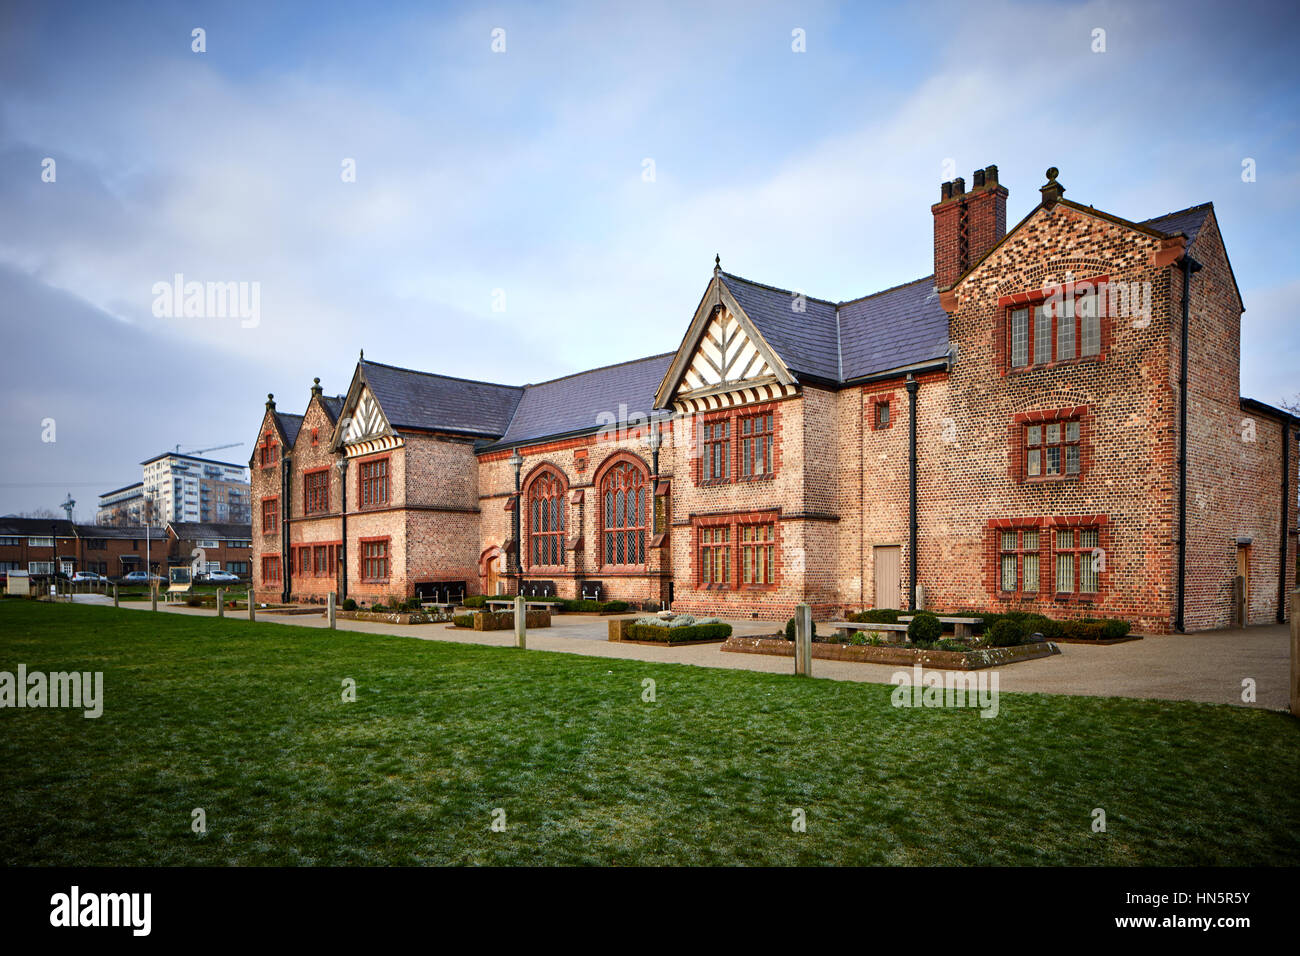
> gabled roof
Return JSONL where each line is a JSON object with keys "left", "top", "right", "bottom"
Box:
{"left": 490, "top": 353, "right": 675, "bottom": 449}
{"left": 359, "top": 360, "right": 524, "bottom": 438}
{"left": 657, "top": 270, "right": 952, "bottom": 404}
{"left": 721, "top": 274, "right": 841, "bottom": 380}
{"left": 167, "top": 521, "right": 252, "bottom": 541}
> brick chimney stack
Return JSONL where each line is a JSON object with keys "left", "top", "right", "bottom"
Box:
{"left": 932, "top": 164, "right": 1008, "bottom": 291}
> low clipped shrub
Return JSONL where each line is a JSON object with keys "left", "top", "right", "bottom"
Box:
{"left": 906, "top": 611, "right": 942, "bottom": 646}
{"left": 601, "top": 600, "right": 629, "bottom": 613}
{"left": 1100, "top": 618, "right": 1131, "bottom": 640}
{"left": 986, "top": 618, "right": 1026, "bottom": 647}
{"left": 626, "top": 621, "right": 732, "bottom": 643}
{"left": 451, "top": 613, "right": 474, "bottom": 628}
{"left": 935, "top": 638, "right": 973, "bottom": 652}
{"left": 783, "top": 617, "right": 818, "bottom": 641}
{"left": 850, "top": 608, "right": 902, "bottom": 624}
{"left": 462, "top": 595, "right": 487, "bottom": 609}
{"left": 341, "top": 598, "right": 358, "bottom": 611}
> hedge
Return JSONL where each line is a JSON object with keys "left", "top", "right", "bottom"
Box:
{"left": 934, "top": 609, "right": 1130, "bottom": 642}
{"left": 849, "top": 608, "right": 903, "bottom": 624}
{"left": 625, "top": 622, "right": 732, "bottom": 643}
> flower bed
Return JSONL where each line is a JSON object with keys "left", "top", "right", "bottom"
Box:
{"left": 610, "top": 613, "right": 732, "bottom": 645}
{"left": 721, "top": 636, "right": 1060, "bottom": 670}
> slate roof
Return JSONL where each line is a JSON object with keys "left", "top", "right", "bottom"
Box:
{"left": 74, "top": 524, "right": 166, "bottom": 540}
{"left": 721, "top": 275, "right": 841, "bottom": 380}
{"left": 275, "top": 412, "right": 304, "bottom": 445}
{"left": 0, "top": 517, "right": 77, "bottom": 536}
{"left": 719, "top": 272, "right": 950, "bottom": 384}
{"left": 321, "top": 396, "right": 345, "bottom": 422}
{"left": 491, "top": 354, "right": 676, "bottom": 448}
{"left": 361, "top": 360, "right": 524, "bottom": 438}
{"left": 1142, "top": 203, "right": 1212, "bottom": 249}
{"left": 168, "top": 521, "right": 253, "bottom": 541}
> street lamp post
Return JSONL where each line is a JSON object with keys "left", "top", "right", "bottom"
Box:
{"left": 508, "top": 448, "right": 523, "bottom": 592}
{"left": 336, "top": 456, "right": 349, "bottom": 602}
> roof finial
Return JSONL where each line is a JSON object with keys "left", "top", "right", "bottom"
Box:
{"left": 266, "top": 393, "right": 276, "bottom": 410}
{"left": 713, "top": 253, "right": 721, "bottom": 277}
{"left": 1040, "top": 166, "right": 1065, "bottom": 209}
{"left": 359, "top": 348, "right": 364, "bottom": 361}
{"left": 311, "top": 377, "right": 323, "bottom": 397}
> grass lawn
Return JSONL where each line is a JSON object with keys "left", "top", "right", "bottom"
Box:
{"left": 1, "top": 600, "right": 1298, "bottom": 866}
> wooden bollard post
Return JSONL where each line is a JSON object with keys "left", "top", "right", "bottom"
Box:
{"left": 216, "top": 588, "right": 224, "bottom": 618}
{"left": 515, "top": 595, "right": 526, "bottom": 649}
{"left": 328, "top": 591, "right": 336, "bottom": 630}
{"left": 151, "top": 583, "right": 157, "bottom": 612}
{"left": 248, "top": 588, "right": 256, "bottom": 622}
{"left": 113, "top": 583, "right": 119, "bottom": 608}
{"left": 794, "top": 603, "right": 813, "bottom": 677}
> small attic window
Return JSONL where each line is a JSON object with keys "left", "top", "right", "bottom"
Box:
{"left": 311, "top": 428, "right": 319, "bottom": 445}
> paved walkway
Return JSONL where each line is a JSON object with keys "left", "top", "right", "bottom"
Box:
{"left": 118, "top": 603, "right": 1293, "bottom": 710}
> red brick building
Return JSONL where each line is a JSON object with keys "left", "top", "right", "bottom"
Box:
{"left": 250, "top": 166, "right": 1296, "bottom": 632}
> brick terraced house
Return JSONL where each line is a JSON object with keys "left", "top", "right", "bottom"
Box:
{"left": 250, "top": 166, "right": 1297, "bottom": 632}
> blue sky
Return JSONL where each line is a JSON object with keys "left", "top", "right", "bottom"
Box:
{"left": 1, "top": 0, "right": 1298, "bottom": 517}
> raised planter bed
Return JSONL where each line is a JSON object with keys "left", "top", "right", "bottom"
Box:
{"left": 333, "top": 609, "right": 449, "bottom": 625}
{"left": 720, "top": 636, "right": 1060, "bottom": 670}
{"left": 452, "top": 609, "right": 552, "bottom": 631}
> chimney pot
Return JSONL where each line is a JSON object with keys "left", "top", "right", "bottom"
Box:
{"left": 985, "top": 164, "right": 998, "bottom": 185}
{"left": 941, "top": 181, "right": 953, "bottom": 201}
{"left": 952, "top": 177, "right": 965, "bottom": 196}
{"left": 973, "top": 169, "right": 986, "bottom": 188}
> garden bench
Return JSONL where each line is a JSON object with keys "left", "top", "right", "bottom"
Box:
{"left": 898, "top": 615, "right": 981, "bottom": 640}
{"left": 827, "top": 621, "right": 911, "bottom": 643}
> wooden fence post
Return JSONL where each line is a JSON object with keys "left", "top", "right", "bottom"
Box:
{"left": 150, "top": 583, "right": 157, "bottom": 612}
{"left": 113, "top": 583, "right": 119, "bottom": 608}
{"left": 216, "top": 588, "right": 224, "bottom": 618}
{"left": 328, "top": 591, "right": 336, "bottom": 630}
{"left": 794, "top": 603, "right": 813, "bottom": 677}
{"left": 248, "top": 589, "right": 256, "bottom": 622}
{"left": 515, "top": 595, "right": 526, "bottom": 649}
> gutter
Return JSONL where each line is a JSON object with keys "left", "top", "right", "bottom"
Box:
{"left": 1281, "top": 420, "right": 1291, "bottom": 624}
{"left": 281, "top": 453, "right": 291, "bottom": 604}
{"left": 906, "top": 373, "right": 919, "bottom": 610}
{"left": 1174, "top": 254, "right": 1202, "bottom": 633}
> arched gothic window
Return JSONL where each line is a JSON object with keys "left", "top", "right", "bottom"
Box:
{"left": 601, "top": 461, "right": 648, "bottom": 566}
{"left": 528, "top": 471, "right": 567, "bottom": 567}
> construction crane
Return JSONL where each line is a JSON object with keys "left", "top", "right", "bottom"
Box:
{"left": 173, "top": 442, "right": 242, "bottom": 456}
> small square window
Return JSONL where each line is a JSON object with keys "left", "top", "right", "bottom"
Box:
{"left": 875, "top": 402, "right": 890, "bottom": 428}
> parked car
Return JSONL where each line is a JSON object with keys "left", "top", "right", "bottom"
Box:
{"left": 70, "top": 571, "right": 109, "bottom": 583}
{"left": 122, "top": 571, "right": 164, "bottom": 584}
{"left": 204, "top": 570, "right": 241, "bottom": 583}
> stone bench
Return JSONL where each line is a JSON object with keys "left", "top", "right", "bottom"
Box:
{"left": 827, "top": 621, "right": 911, "bottom": 643}
{"left": 898, "top": 615, "right": 981, "bottom": 640}
{"left": 486, "top": 599, "right": 556, "bottom": 612}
